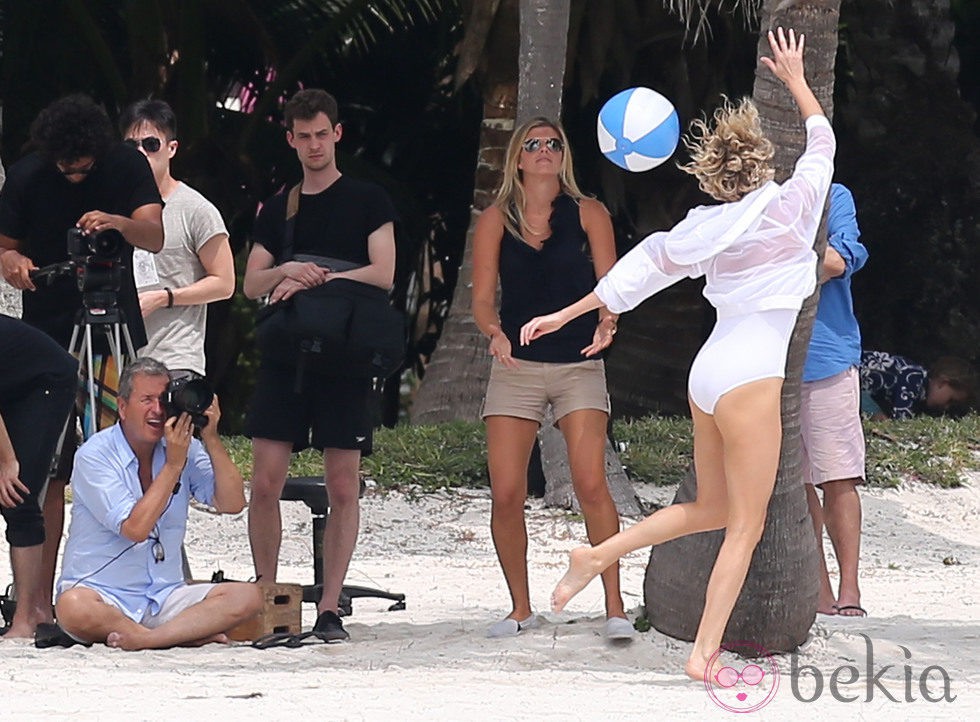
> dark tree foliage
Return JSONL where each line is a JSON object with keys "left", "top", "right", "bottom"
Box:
{"left": 0, "top": 1, "right": 477, "bottom": 431}
{"left": 835, "top": 0, "right": 979, "bottom": 371}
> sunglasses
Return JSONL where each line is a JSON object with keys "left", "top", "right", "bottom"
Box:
{"left": 124, "top": 136, "right": 164, "bottom": 153}
{"left": 521, "top": 137, "right": 564, "bottom": 153}
{"left": 715, "top": 664, "right": 765, "bottom": 688}
{"left": 150, "top": 536, "right": 165, "bottom": 563}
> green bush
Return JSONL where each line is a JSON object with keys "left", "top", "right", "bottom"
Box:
{"left": 610, "top": 416, "right": 693, "bottom": 487}
{"left": 224, "top": 421, "right": 488, "bottom": 492}
{"left": 223, "top": 414, "right": 978, "bottom": 492}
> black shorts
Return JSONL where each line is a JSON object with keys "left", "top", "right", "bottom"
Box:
{"left": 244, "top": 363, "right": 376, "bottom": 454}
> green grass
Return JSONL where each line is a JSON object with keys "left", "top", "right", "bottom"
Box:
{"left": 863, "top": 414, "right": 979, "bottom": 488}
{"left": 222, "top": 413, "right": 979, "bottom": 491}
{"left": 611, "top": 414, "right": 979, "bottom": 489}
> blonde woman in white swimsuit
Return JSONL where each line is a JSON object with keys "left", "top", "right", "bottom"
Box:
{"left": 519, "top": 27, "right": 833, "bottom": 681}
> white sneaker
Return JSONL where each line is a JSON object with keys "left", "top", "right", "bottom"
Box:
{"left": 604, "top": 616, "right": 636, "bottom": 641}
{"left": 486, "top": 614, "right": 540, "bottom": 638}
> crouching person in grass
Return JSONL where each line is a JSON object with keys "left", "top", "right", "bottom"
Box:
{"left": 55, "top": 358, "right": 261, "bottom": 649}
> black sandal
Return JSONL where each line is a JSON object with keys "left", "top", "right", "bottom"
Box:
{"left": 251, "top": 630, "right": 338, "bottom": 649}
{"left": 34, "top": 622, "right": 91, "bottom": 649}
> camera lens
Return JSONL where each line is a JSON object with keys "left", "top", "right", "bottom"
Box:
{"left": 171, "top": 378, "right": 213, "bottom": 415}
{"left": 89, "top": 230, "right": 123, "bottom": 258}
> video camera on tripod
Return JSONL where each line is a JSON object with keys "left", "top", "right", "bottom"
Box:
{"left": 30, "top": 227, "right": 125, "bottom": 312}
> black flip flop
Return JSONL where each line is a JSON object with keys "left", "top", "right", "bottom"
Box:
{"left": 34, "top": 622, "right": 91, "bottom": 649}
{"left": 833, "top": 604, "right": 868, "bottom": 617}
{"left": 251, "top": 630, "right": 340, "bottom": 649}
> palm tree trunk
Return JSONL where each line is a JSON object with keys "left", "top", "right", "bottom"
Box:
{"left": 516, "top": 0, "right": 570, "bottom": 124}
{"left": 644, "top": 0, "right": 841, "bottom": 652}
{"left": 409, "top": 80, "right": 518, "bottom": 423}
{"left": 410, "top": 0, "right": 520, "bottom": 422}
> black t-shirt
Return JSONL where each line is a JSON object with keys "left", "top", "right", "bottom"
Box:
{"left": 253, "top": 175, "right": 397, "bottom": 264}
{"left": 0, "top": 145, "right": 163, "bottom": 349}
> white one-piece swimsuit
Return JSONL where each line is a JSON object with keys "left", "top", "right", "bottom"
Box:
{"left": 595, "top": 115, "right": 837, "bottom": 414}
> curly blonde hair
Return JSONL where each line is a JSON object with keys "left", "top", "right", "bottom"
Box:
{"left": 680, "top": 97, "right": 774, "bottom": 202}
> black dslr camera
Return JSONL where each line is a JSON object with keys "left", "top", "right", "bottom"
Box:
{"left": 161, "top": 377, "right": 214, "bottom": 429}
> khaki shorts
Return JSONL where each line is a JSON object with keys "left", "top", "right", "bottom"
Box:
{"left": 481, "top": 358, "right": 610, "bottom": 424}
{"left": 800, "top": 366, "right": 866, "bottom": 486}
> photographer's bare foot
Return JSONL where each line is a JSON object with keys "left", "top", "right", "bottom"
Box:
{"left": 106, "top": 630, "right": 149, "bottom": 651}
{"left": 106, "top": 630, "right": 229, "bottom": 650}
{"left": 551, "top": 546, "right": 604, "bottom": 612}
{"left": 184, "top": 633, "right": 230, "bottom": 647}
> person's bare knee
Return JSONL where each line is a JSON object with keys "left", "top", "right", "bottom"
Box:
{"left": 724, "top": 512, "right": 767, "bottom": 549}
{"left": 821, "top": 478, "right": 860, "bottom": 502}
{"left": 217, "top": 583, "right": 263, "bottom": 621}
{"left": 53, "top": 589, "right": 86, "bottom": 632}
{"left": 571, "top": 475, "right": 613, "bottom": 511}
{"left": 55, "top": 588, "right": 111, "bottom": 640}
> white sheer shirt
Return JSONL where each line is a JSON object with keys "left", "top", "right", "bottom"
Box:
{"left": 596, "top": 115, "right": 835, "bottom": 318}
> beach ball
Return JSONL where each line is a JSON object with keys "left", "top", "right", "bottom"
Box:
{"left": 597, "top": 87, "right": 680, "bottom": 171}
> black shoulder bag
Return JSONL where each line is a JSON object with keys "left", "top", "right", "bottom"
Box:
{"left": 254, "top": 183, "right": 405, "bottom": 380}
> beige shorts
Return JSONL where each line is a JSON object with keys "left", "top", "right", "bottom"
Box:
{"left": 800, "top": 366, "right": 866, "bottom": 486}
{"left": 74, "top": 582, "right": 217, "bottom": 630}
{"left": 481, "top": 358, "right": 610, "bottom": 424}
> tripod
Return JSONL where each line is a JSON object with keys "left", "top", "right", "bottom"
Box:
{"left": 50, "top": 297, "right": 136, "bottom": 467}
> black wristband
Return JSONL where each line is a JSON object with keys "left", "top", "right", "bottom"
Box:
{"left": 164, "top": 287, "right": 174, "bottom": 309}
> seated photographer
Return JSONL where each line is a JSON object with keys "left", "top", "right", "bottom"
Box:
{"left": 0, "top": 316, "right": 77, "bottom": 639}
{"left": 54, "top": 358, "right": 261, "bottom": 649}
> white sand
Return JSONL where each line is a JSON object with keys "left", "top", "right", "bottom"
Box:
{"left": 1, "top": 475, "right": 978, "bottom": 720}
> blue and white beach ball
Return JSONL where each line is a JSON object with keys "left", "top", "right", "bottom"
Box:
{"left": 597, "top": 88, "right": 680, "bottom": 172}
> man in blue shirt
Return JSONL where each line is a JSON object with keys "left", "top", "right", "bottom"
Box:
{"left": 800, "top": 184, "right": 869, "bottom": 617}
{"left": 55, "top": 358, "right": 261, "bottom": 648}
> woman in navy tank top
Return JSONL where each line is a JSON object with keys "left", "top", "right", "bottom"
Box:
{"left": 471, "top": 117, "right": 635, "bottom": 641}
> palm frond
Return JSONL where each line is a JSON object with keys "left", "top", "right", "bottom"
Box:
{"left": 664, "top": 0, "right": 761, "bottom": 42}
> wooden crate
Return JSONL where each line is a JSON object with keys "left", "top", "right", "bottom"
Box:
{"left": 227, "top": 583, "right": 303, "bottom": 642}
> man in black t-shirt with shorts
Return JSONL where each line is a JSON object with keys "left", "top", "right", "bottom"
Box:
{"left": 243, "top": 88, "right": 396, "bottom": 641}
{"left": 0, "top": 94, "right": 163, "bottom": 633}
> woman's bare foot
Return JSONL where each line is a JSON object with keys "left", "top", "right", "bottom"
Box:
{"left": 685, "top": 648, "right": 720, "bottom": 683}
{"left": 551, "top": 546, "right": 605, "bottom": 612}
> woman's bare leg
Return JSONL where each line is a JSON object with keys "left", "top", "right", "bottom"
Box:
{"left": 486, "top": 415, "right": 540, "bottom": 620}
{"left": 558, "top": 409, "right": 624, "bottom": 618}
{"left": 552, "top": 400, "right": 729, "bottom": 612}
{"left": 685, "top": 378, "right": 783, "bottom": 681}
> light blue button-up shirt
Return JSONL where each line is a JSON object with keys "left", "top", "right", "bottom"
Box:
{"left": 57, "top": 424, "right": 216, "bottom": 622}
